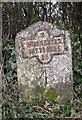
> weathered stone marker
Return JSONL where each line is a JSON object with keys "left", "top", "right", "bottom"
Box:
{"left": 15, "top": 21, "right": 73, "bottom": 101}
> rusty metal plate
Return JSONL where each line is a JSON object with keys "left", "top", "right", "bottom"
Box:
{"left": 22, "top": 30, "right": 66, "bottom": 64}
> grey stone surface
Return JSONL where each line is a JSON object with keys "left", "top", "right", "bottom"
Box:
{"left": 15, "top": 21, "right": 73, "bottom": 102}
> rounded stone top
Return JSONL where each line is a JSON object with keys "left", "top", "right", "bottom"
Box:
{"left": 16, "top": 21, "right": 66, "bottom": 39}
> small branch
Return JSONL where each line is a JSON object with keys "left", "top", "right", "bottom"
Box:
{"left": 73, "top": 91, "right": 82, "bottom": 104}
{"left": 32, "top": 112, "right": 49, "bottom": 116}
{"left": 33, "top": 105, "right": 50, "bottom": 114}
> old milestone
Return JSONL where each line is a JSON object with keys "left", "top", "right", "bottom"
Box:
{"left": 15, "top": 21, "right": 73, "bottom": 101}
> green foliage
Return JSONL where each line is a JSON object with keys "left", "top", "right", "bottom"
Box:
{"left": 69, "top": 29, "right": 82, "bottom": 99}
{"left": 2, "top": 15, "right": 82, "bottom": 120}
{"left": 44, "top": 88, "right": 58, "bottom": 101}
{"left": 2, "top": 26, "right": 82, "bottom": 119}
{"left": 31, "top": 14, "right": 40, "bottom": 23}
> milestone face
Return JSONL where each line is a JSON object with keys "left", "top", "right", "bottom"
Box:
{"left": 15, "top": 21, "right": 73, "bottom": 101}
{"left": 22, "top": 30, "right": 65, "bottom": 64}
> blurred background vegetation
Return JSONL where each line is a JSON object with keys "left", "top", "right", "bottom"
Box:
{"left": 2, "top": 2, "right": 82, "bottom": 119}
